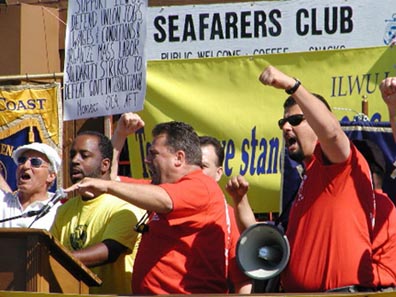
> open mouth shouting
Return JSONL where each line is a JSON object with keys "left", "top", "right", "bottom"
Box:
{"left": 71, "top": 167, "right": 84, "bottom": 183}
{"left": 285, "top": 135, "right": 298, "bottom": 152}
{"left": 17, "top": 171, "right": 32, "bottom": 185}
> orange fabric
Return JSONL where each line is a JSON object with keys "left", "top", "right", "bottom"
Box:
{"left": 227, "top": 206, "right": 251, "bottom": 285}
{"left": 118, "top": 176, "right": 151, "bottom": 184}
{"left": 282, "top": 143, "right": 375, "bottom": 292}
{"left": 132, "top": 170, "right": 247, "bottom": 294}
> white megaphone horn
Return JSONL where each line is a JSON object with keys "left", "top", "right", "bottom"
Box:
{"left": 236, "top": 222, "right": 290, "bottom": 280}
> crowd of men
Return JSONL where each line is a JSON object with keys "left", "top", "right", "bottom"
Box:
{"left": 0, "top": 67, "right": 396, "bottom": 294}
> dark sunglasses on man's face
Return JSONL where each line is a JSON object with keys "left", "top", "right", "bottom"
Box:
{"left": 278, "top": 114, "right": 305, "bottom": 129}
{"left": 17, "top": 156, "right": 47, "bottom": 168}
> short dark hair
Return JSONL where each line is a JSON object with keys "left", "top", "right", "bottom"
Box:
{"left": 152, "top": 121, "right": 202, "bottom": 166}
{"left": 76, "top": 130, "right": 113, "bottom": 165}
{"left": 283, "top": 93, "right": 331, "bottom": 111}
{"left": 199, "top": 136, "right": 225, "bottom": 166}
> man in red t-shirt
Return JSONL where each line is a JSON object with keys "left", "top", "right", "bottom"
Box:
{"left": 352, "top": 139, "right": 396, "bottom": 288}
{"left": 111, "top": 114, "right": 252, "bottom": 293}
{"left": 67, "top": 120, "right": 249, "bottom": 294}
{"left": 199, "top": 135, "right": 252, "bottom": 293}
{"left": 258, "top": 66, "right": 376, "bottom": 292}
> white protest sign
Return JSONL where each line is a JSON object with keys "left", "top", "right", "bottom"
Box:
{"left": 63, "top": 0, "right": 147, "bottom": 121}
{"left": 146, "top": 0, "right": 396, "bottom": 60}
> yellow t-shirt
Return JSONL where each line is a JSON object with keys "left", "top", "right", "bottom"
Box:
{"left": 50, "top": 193, "right": 144, "bottom": 295}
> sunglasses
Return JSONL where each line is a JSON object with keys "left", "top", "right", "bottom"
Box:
{"left": 278, "top": 114, "right": 305, "bottom": 129}
{"left": 17, "top": 156, "right": 48, "bottom": 168}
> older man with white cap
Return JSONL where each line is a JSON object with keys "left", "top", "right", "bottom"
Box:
{"left": 0, "top": 142, "right": 62, "bottom": 229}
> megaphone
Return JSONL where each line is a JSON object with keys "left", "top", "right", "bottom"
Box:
{"left": 236, "top": 222, "right": 290, "bottom": 280}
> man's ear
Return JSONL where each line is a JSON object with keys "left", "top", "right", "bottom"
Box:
{"left": 46, "top": 171, "right": 57, "bottom": 185}
{"left": 101, "top": 158, "right": 111, "bottom": 173}
{"left": 215, "top": 166, "right": 224, "bottom": 182}
{"left": 175, "top": 150, "right": 185, "bottom": 167}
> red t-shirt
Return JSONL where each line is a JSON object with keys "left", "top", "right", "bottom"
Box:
{"left": 372, "top": 189, "right": 396, "bottom": 287}
{"left": 227, "top": 206, "right": 251, "bottom": 287}
{"left": 117, "top": 176, "right": 151, "bottom": 184}
{"left": 282, "top": 143, "right": 375, "bottom": 292}
{"left": 132, "top": 170, "right": 243, "bottom": 294}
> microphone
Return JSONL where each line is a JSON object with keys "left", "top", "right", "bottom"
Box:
{"left": 0, "top": 210, "right": 41, "bottom": 223}
{"left": 1, "top": 189, "right": 67, "bottom": 228}
{"left": 33, "top": 188, "right": 67, "bottom": 221}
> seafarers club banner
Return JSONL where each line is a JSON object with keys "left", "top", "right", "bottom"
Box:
{"left": 127, "top": 46, "right": 396, "bottom": 213}
{"left": 0, "top": 83, "right": 62, "bottom": 191}
{"left": 146, "top": 0, "right": 396, "bottom": 60}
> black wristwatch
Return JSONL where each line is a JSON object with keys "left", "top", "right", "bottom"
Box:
{"left": 285, "top": 78, "right": 301, "bottom": 95}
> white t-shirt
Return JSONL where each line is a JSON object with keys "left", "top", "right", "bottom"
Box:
{"left": 0, "top": 190, "right": 61, "bottom": 230}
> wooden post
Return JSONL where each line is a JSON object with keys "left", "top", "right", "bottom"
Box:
{"left": 104, "top": 115, "right": 113, "bottom": 139}
{"left": 362, "top": 95, "right": 368, "bottom": 116}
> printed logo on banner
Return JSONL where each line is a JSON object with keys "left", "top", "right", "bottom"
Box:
{"left": 384, "top": 13, "right": 396, "bottom": 45}
{"left": 0, "top": 83, "right": 62, "bottom": 192}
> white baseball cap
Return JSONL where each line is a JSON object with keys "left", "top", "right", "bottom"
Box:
{"left": 12, "top": 142, "right": 61, "bottom": 173}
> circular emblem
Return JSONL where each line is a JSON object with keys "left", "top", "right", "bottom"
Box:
{"left": 70, "top": 224, "right": 88, "bottom": 250}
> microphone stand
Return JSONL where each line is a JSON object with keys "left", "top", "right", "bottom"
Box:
{"left": 27, "top": 188, "right": 66, "bottom": 228}
{"left": 0, "top": 189, "right": 66, "bottom": 228}
{"left": 0, "top": 210, "right": 41, "bottom": 224}
{"left": 28, "top": 204, "right": 52, "bottom": 228}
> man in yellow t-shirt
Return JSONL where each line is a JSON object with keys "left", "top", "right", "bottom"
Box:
{"left": 50, "top": 131, "right": 144, "bottom": 295}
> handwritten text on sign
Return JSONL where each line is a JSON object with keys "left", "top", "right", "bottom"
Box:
{"left": 63, "top": 0, "right": 147, "bottom": 121}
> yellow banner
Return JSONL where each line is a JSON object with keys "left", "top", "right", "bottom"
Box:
{"left": 0, "top": 83, "right": 62, "bottom": 190}
{"left": 128, "top": 46, "right": 395, "bottom": 213}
